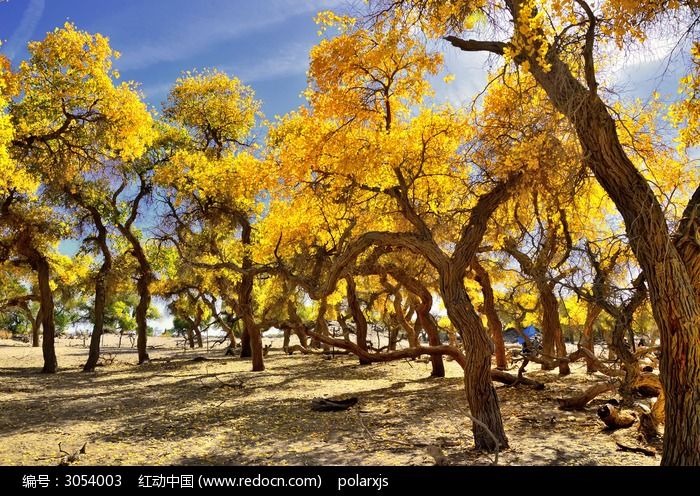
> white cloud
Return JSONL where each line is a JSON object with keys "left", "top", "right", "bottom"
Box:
{"left": 113, "top": 0, "right": 343, "bottom": 71}
{"left": 229, "top": 42, "right": 310, "bottom": 83}
{"left": 431, "top": 47, "right": 492, "bottom": 108}
{"left": 4, "top": 0, "right": 45, "bottom": 59}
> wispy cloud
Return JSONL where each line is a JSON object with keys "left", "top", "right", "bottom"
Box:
{"left": 4, "top": 0, "right": 45, "bottom": 59}
{"left": 113, "top": 0, "right": 342, "bottom": 71}
{"left": 139, "top": 42, "right": 310, "bottom": 104}
{"left": 230, "top": 43, "right": 310, "bottom": 83}
{"left": 431, "top": 47, "right": 491, "bottom": 108}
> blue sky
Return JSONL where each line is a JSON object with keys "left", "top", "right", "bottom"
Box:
{"left": 1, "top": 0, "right": 351, "bottom": 118}
{"left": 1, "top": 0, "right": 690, "bottom": 117}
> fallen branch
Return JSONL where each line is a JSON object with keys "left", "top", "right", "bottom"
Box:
{"left": 58, "top": 442, "right": 87, "bottom": 466}
{"left": 557, "top": 382, "right": 615, "bottom": 410}
{"left": 490, "top": 369, "right": 544, "bottom": 390}
{"left": 633, "top": 373, "right": 662, "bottom": 397}
{"left": 598, "top": 403, "right": 637, "bottom": 429}
{"left": 615, "top": 440, "right": 656, "bottom": 456}
{"left": 305, "top": 328, "right": 466, "bottom": 368}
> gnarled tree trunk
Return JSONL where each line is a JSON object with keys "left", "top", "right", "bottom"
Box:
{"left": 525, "top": 40, "right": 700, "bottom": 465}
{"left": 538, "top": 282, "right": 570, "bottom": 375}
{"left": 440, "top": 268, "right": 508, "bottom": 450}
{"left": 35, "top": 255, "right": 57, "bottom": 374}
{"left": 581, "top": 302, "right": 602, "bottom": 374}
{"left": 472, "top": 258, "right": 507, "bottom": 370}
{"left": 346, "top": 276, "right": 370, "bottom": 364}
{"left": 239, "top": 221, "right": 263, "bottom": 371}
{"left": 83, "top": 211, "right": 112, "bottom": 372}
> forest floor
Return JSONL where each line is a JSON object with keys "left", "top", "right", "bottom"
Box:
{"left": 0, "top": 335, "right": 660, "bottom": 466}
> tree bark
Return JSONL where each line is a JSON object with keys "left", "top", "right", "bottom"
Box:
{"left": 31, "top": 307, "right": 42, "bottom": 348}
{"left": 385, "top": 269, "right": 444, "bottom": 377}
{"left": 83, "top": 211, "right": 112, "bottom": 373}
{"left": 239, "top": 220, "right": 263, "bottom": 371}
{"left": 581, "top": 303, "right": 602, "bottom": 374}
{"left": 35, "top": 255, "right": 57, "bottom": 373}
{"left": 539, "top": 282, "right": 570, "bottom": 375}
{"left": 135, "top": 273, "right": 152, "bottom": 364}
{"left": 471, "top": 258, "right": 507, "bottom": 370}
{"left": 440, "top": 268, "right": 508, "bottom": 451}
{"left": 193, "top": 307, "right": 203, "bottom": 348}
{"left": 524, "top": 31, "right": 700, "bottom": 464}
{"left": 240, "top": 327, "right": 251, "bottom": 357}
{"left": 346, "top": 276, "right": 370, "bottom": 365}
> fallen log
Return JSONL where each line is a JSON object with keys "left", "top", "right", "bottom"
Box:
{"left": 633, "top": 373, "right": 662, "bottom": 397}
{"left": 557, "top": 382, "right": 615, "bottom": 410}
{"left": 490, "top": 369, "right": 544, "bottom": 390}
{"left": 597, "top": 403, "right": 637, "bottom": 429}
{"left": 639, "top": 388, "right": 665, "bottom": 441}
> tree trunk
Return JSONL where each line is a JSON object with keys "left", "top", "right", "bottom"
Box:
{"left": 186, "top": 325, "right": 195, "bottom": 348}
{"left": 116, "top": 223, "right": 152, "bottom": 365}
{"left": 391, "top": 289, "right": 416, "bottom": 349}
{"left": 472, "top": 258, "right": 507, "bottom": 370}
{"left": 239, "top": 220, "right": 263, "bottom": 371}
{"left": 581, "top": 303, "right": 602, "bottom": 374}
{"left": 419, "top": 307, "right": 445, "bottom": 378}
{"left": 31, "top": 307, "right": 42, "bottom": 348}
{"left": 193, "top": 307, "right": 203, "bottom": 348}
{"left": 527, "top": 49, "right": 700, "bottom": 465}
{"left": 36, "top": 255, "right": 57, "bottom": 374}
{"left": 282, "top": 327, "right": 291, "bottom": 352}
{"left": 135, "top": 273, "right": 151, "bottom": 364}
{"left": 346, "top": 276, "right": 370, "bottom": 365}
{"left": 539, "top": 282, "right": 570, "bottom": 376}
{"left": 440, "top": 268, "right": 508, "bottom": 451}
{"left": 240, "top": 327, "right": 251, "bottom": 357}
{"left": 287, "top": 300, "right": 309, "bottom": 349}
{"left": 389, "top": 271, "right": 444, "bottom": 376}
{"left": 313, "top": 297, "right": 331, "bottom": 352}
{"left": 83, "top": 212, "right": 112, "bottom": 373}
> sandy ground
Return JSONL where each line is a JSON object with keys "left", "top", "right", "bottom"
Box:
{"left": 0, "top": 335, "right": 659, "bottom": 466}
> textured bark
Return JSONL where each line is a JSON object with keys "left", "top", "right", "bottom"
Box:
{"left": 522, "top": 21, "right": 700, "bottom": 464}
{"left": 287, "top": 300, "right": 309, "bottom": 349}
{"left": 193, "top": 307, "right": 204, "bottom": 348}
{"left": 116, "top": 225, "right": 152, "bottom": 364}
{"left": 313, "top": 297, "right": 331, "bottom": 352}
{"left": 557, "top": 382, "right": 615, "bottom": 410}
{"left": 471, "top": 258, "right": 507, "bottom": 369}
{"left": 440, "top": 269, "right": 508, "bottom": 450}
{"left": 490, "top": 369, "right": 544, "bottom": 389}
{"left": 391, "top": 289, "right": 416, "bottom": 349}
{"left": 239, "top": 220, "right": 263, "bottom": 371}
{"left": 36, "top": 257, "right": 57, "bottom": 373}
{"left": 305, "top": 327, "right": 466, "bottom": 366}
{"left": 135, "top": 273, "right": 152, "bottom": 364}
{"left": 240, "top": 327, "right": 251, "bottom": 357}
{"left": 83, "top": 211, "right": 112, "bottom": 373}
{"left": 581, "top": 303, "right": 602, "bottom": 374}
{"left": 383, "top": 269, "right": 444, "bottom": 377}
{"left": 447, "top": 1, "right": 700, "bottom": 463}
{"left": 539, "top": 282, "right": 570, "bottom": 375}
{"left": 346, "top": 276, "right": 370, "bottom": 365}
{"left": 31, "top": 307, "right": 42, "bottom": 348}
{"left": 598, "top": 403, "right": 637, "bottom": 429}
{"left": 185, "top": 326, "right": 195, "bottom": 349}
